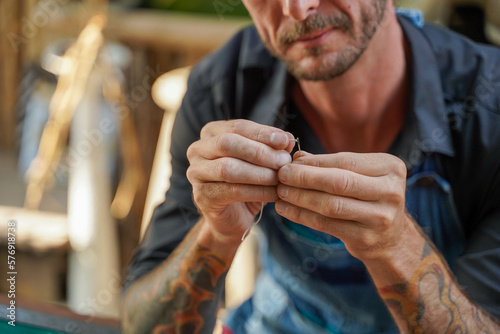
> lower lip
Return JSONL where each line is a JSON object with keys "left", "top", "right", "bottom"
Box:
{"left": 295, "top": 29, "right": 333, "bottom": 48}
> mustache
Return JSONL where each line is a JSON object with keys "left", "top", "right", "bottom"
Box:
{"left": 278, "top": 13, "right": 352, "bottom": 49}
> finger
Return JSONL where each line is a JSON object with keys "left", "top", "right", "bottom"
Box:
{"left": 275, "top": 200, "right": 362, "bottom": 241}
{"left": 293, "top": 150, "right": 312, "bottom": 161}
{"left": 187, "top": 157, "right": 279, "bottom": 186}
{"left": 275, "top": 200, "right": 402, "bottom": 258}
{"left": 277, "top": 185, "right": 382, "bottom": 222}
{"left": 200, "top": 120, "right": 295, "bottom": 151}
{"left": 286, "top": 137, "right": 297, "bottom": 153}
{"left": 278, "top": 164, "right": 390, "bottom": 201}
{"left": 292, "top": 152, "right": 407, "bottom": 177}
{"left": 193, "top": 183, "right": 278, "bottom": 208}
{"left": 191, "top": 133, "right": 292, "bottom": 170}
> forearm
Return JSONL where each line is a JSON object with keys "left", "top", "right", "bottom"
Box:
{"left": 366, "top": 220, "right": 500, "bottom": 333}
{"left": 273, "top": 152, "right": 500, "bottom": 331}
{"left": 121, "top": 221, "right": 239, "bottom": 334}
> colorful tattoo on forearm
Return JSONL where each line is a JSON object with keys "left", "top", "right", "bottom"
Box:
{"left": 152, "top": 245, "right": 228, "bottom": 334}
{"left": 379, "top": 243, "right": 499, "bottom": 333}
{"left": 122, "top": 224, "right": 229, "bottom": 334}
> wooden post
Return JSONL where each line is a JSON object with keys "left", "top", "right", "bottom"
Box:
{"left": 0, "top": 0, "right": 23, "bottom": 149}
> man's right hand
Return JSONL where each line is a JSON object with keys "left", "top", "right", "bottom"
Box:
{"left": 186, "top": 120, "right": 295, "bottom": 246}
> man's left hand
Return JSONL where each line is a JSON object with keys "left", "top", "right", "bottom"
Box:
{"left": 276, "top": 152, "right": 417, "bottom": 262}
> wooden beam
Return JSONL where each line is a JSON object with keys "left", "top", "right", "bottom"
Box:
{"left": 46, "top": 9, "right": 251, "bottom": 52}
{"left": 105, "top": 10, "right": 251, "bottom": 52}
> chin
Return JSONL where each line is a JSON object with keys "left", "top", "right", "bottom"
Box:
{"left": 285, "top": 43, "right": 365, "bottom": 81}
{"left": 285, "top": 54, "right": 343, "bottom": 81}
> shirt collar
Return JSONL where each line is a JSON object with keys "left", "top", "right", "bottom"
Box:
{"left": 395, "top": 16, "right": 455, "bottom": 168}
{"left": 399, "top": 16, "right": 454, "bottom": 156}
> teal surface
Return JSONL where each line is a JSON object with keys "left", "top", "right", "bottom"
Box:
{"left": 143, "top": 0, "right": 250, "bottom": 17}
{"left": 0, "top": 321, "right": 64, "bottom": 334}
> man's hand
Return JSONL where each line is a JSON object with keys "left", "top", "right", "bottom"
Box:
{"left": 187, "top": 120, "right": 295, "bottom": 246}
{"left": 275, "top": 152, "right": 500, "bottom": 332}
{"left": 275, "top": 151, "right": 415, "bottom": 262}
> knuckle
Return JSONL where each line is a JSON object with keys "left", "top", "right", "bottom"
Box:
{"left": 218, "top": 159, "right": 235, "bottom": 182}
{"left": 200, "top": 121, "right": 217, "bottom": 138}
{"left": 374, "top": 211, "right": 393, "bottom": 230}
{"left": 311, "top": 214, "right": 330, "bottom": 233}
{"left": 397, "top": 163, "right": 407, "bottom": 178}
{"left": 252, "top": 145, "right": 268, "bottom": 163}
{"left": 336, "top": 153, "right": 354, "bottom": 170}
{"left": 391, "top": 156, "right": 407, "bottom": 177}
{"left": 330, "top": 173, "right": 349, "bottom": 195}
{"left": 326, "top": 197, "right": 344, "bottom": 217}
{"left": 215, "top": 133, "right": 233, "bottom": 154}
{"left": 230, "top": 119, "right": 245, "bottom": 134}
{"left": 357, "top": 232, "right": 377, "bottom": 250}
{"left": 348, "top": 158, "right": 358, "bottom": 171}
{"left": 199, "top": 124, "right": 210, "bottom": 138}
{"left": 382, "top": 184, "right": 404, "bottom": 205}
{"left": 186, "top": 142, "right": 197, "bottom": 161}
{"left": 255, "top": 126, "right": 268, "bottom": 143}
{"left": 341, "top": 173, "right": 352, "bottom": 193}
{"left": 296, "top": 168, "right": 308, "bottom": 184}
{"left": 390, "top": 191, "right": 404, "bottom": 206}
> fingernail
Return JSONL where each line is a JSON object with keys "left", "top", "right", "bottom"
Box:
{"left": 270, "top": 132, "right": 287, "bottom": 146}
{"left": 276, "top": 152, "right": 291, "bottom": 166}
{"left": 292, "top": 159, "right": 304, "bottom": 165}
{"left": 278, "top": 185, "right": 289, "bottom": 198}
{"left": 279, "top": 165, "right": 290, "bottom": 182}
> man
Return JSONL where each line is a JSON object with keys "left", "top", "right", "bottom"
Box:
{"left": 121, "top": 0, "right": 500, "bottom": 333}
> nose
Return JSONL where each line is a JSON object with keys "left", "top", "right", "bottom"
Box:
{"left": 283, "top": 0, "right": 320, "bottom": 21}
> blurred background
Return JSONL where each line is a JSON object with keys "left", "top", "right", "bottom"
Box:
{"left": 0, "top": 0, "right": 498, "bottom": 332}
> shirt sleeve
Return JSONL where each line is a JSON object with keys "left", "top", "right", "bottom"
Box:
{"left": 455, "top": 155, "right": 500, "bottom": 319}
{"left": 455, "top": 210, "right": 500, "bottom": 318}
{"left": 452, "top": 45, "right": 500, "bottom": 319}
{"left": 122, "top": 68, "right": 217, "bottom": 293}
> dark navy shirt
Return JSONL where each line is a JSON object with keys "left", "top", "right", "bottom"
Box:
{"left": 125, "top": 15, "right": 500, "bottom": 324}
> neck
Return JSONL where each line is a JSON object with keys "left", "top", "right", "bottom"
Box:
{"left": 295, "top": 12, "right": 410, "bottom": 153}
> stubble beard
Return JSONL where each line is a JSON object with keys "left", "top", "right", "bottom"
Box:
{"left": 267, "top": 0, "right": 388, "bottom": 81}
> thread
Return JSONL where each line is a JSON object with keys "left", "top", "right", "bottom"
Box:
{"left": 241, "top": 202, "right": 264, "bottom": 241}
{"left": 240, "top": 137, "right": 301, "bottom": 241}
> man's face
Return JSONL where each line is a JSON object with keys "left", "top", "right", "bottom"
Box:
{"left": 242, "top": 0, "right": 389, "bottom": 81}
